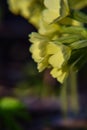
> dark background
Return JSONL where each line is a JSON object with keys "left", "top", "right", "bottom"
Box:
{"left": 0, "top": 0, "right": 37, "bottom": 92}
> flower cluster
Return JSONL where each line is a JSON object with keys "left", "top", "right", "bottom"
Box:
{"left": 29, "top": 32, "right": 71, "bottom": 83}
{"left": 7, "top": 0, "right": 87, "bottom": 83}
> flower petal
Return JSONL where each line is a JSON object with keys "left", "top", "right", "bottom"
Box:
{"left": 46, "top": 42, "right": 61, "bottom": 54}
{"left": 43, "top": 9, "right": 60, "bottom": 23}
{"left": 44, "top": 0, "right": 61, "bottom": 10}
{"left": 50, "top": 68, "right": 68, "bottom": 83}
{"left": 49, "top": 52, "right": 64, "bottom": 68}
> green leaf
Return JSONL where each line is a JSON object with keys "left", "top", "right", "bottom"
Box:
{"left": 69, "top": 0, "right": 87, "bottom": 9}
{"left": 54, "top": 35, "right": 81, "bottom": 45}
{"left": 70, "top": 10, "right": 87, "bottom": 24}
{"left": 70, "top": 40, "right": 87, "bottom": 49}
{"left": 68, "top": 47, "right": 87, "bottom": 70}
{"left": 61, "top": 26, "right": 87, "bottom": 38}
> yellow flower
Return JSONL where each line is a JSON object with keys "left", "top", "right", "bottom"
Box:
{"left": 39, "top": 18, "right": 60, "bottom": 36}
{"left": 7, "top": 0, "right": 31, "bottom": 16}
{"left": 29, "top": 32, "right": 50, "bottom": 72}
{"left": 7, "top": 0, "right": 44, "bottom": 28}
{"left": 46, "top": 42, "right": 71, "bottom": 83}
{"left": 43, "top": 0, "right": 69, "bottom": 24}
{"left": 43, "top": 0, "right": 61, "bottom": 24}
{"left": 47, "top": 42, "right": 71, "bottom": 67}
{"left": 29, "top": 33, "right": 71, "bottom": 83}
{"left": 50, "top": 67, "right": 68, "bottom": 83}
{"left": 28, "top": 0, "right": 44, "bottom": 28}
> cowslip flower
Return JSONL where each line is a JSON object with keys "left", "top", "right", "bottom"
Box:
{"left": 46, "top": 42, "right": 71, "bottom": 83}
{"left": 38, "top": 18, "right": 60, "bottom": 36}
{"left": 7, "top": 0, "right": 31, "bottom": 17}
{"left": 7, "top": 0, "right": 44, "bottom": 28}
{"left": 29, "top": 32, "right": 71, "bottom": 83}
{"left": 50, "top": 67, "right": 68, "bottom": 83}
{"left": 38, "top": 0, "right": 81, "bottom": 36}
{"left": 42, "top": 0, "right": 69, "bottom": 24}
{"left": 29, "top": 32, "right": 50, "bottom": 72}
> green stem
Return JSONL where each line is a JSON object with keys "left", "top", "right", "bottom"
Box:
{"left": 60, "top": 78, "right": 68, "bottom": 116}
{"left": 69, "top": 69, "right": 79, "bottom": 113}
{"left": 60, "top": 68, "right": 79, "bottom": 116}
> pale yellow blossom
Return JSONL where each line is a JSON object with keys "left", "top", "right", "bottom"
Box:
{"left": 43, "top": 0, "right": 69, "bottom": 24}
{"left": 46, "top": 42, "right": 71, "bottom": 83}
{"left": 50, "top": 67, "right": 68, "bottom": 83}
{"left": 29, "top": 33, "right": 71, "bottom": 83}
{"left": 29, "top": 32, "right": 50, "bottom": 72}
{"left": 47, "top": 42, "right": 71, "bottom": 68}
{"left": 7, "top": 0, "right": 32, "bottom": 17}
{"left": 7, "top": 0, "right": 44, "bottom": 28}
{"left": 39, "top": 18, "right": 60, "bottom": 36}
